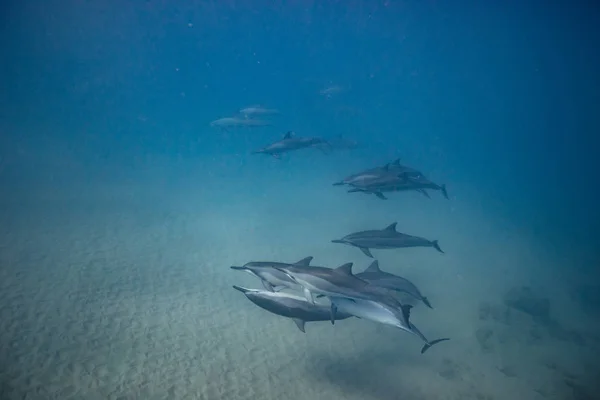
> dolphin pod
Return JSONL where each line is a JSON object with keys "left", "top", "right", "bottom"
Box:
{"left": 231, "top": 256, "right": 449, "bottom": 354}
{"left": 205, "top": 116, "right": 454, "bottom": 355}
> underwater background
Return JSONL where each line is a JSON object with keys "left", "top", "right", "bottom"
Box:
{"left": 1, "top": 1, "right": 599, "bottom": 399}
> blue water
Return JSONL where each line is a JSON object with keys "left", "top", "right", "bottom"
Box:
{"left": 1, "top": 1, "right": 599, "bottom": 399}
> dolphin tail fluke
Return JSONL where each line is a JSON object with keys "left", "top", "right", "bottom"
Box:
{"left": 417, "top": 189, "right": 431, "bottom": 199}
{"left": 441, "top": 184, "right": 449, "bottom": 199}
{"left": 232, "top": 285, "right": 249, "bottom": 294}
{"left": 432, "top": 240, "right": 444, "bottom": 254}
{"left": 422, "top": 297, "right": 433, "bottom": 309}
{"left": 420, "top": 338, "right": 450, "bottom": 354}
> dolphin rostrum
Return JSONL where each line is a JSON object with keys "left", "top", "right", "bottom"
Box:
{"left": 252, "top": 131, "right": 331, "bottom": 158}
{"left": 356, "top": 260, "right": 433, "bottom": 308}
{"left": 232, "top": 286, "right": 353, "bottom": 333}
{"left": 230, "top": 256, "right": 313, "bottom": 292}
{"left": 332, "top": 222, "right": 444, "bottom": 258}
{"left": 329, "top": 295, "right": 449, "bottom": 353}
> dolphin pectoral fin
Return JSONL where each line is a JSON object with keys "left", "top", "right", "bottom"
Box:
{"left": 360, "top": 247, "right": 374, "bottom": 258}
{"left": 375, "top": 192, "right": 387, "bottom": 200}
{"left": 417, "top": 189, "right": 431, "bottom": 199}
{"left": 292, "top": 318, "right": 306, "bottom": 333}
{"left": 422, "top": 296, "right": 433, "bottom": 309}
{"left": 440, "top": 184, "right": 449, "bottom": 199}
{"left": 315, "top": 294, "right": 326, "bottom": 299}
{"left": 330, "top": 303, "right": 338, "bottom": 325}
{"left": 261, "top": 280, "right": 276, "bottom": 292}
{"left": 431, "top": 240, "right": 444, "bottom": 254}
{"left": 303, "top": 288, "right": 315, "bottom": 304}
{"left": 420, "top": 338, "right": 450, "bottom": 354}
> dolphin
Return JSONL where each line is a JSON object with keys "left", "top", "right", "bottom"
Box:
{"left": 232, "top": 286, "right": 353, "bottom": 332}
{"left": 332, "top": 222, "right": 444, "bottom": 258}
{"left": 272, "top": 262, "right": 386, "bottom": 305}
{"left": 333, "top": 158, "right": 423, "bottom": 187}
{"left": 252, "top": 131, "right": 331, "bottom": 158}
{"left": 209, "top": 117, "right": 271, "bottom": 130}
{"left": 356, "top": 260, "right": 433, "bottom": 308}
{"left": 230, "top": 256, "right": 313, "bottom": 292}
{"left": 345, "top": 171, "right": 432, "bottom": 200}
{"left": 329, "top": 295, "right": 449, "bottom": 354}
{"left": 238, "top": 105, "right": 280, "bottom": 118}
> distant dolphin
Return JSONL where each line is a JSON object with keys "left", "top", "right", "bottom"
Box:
{"left": 232, "top": 285, "right": 353, "bottom": 332}
{"left": 329, "top": 296, "right": 449, "bottom": 354}
{"left": 230, "top": 256, "right": 313, "bottom": 292}
{"left": 210, "top": 117, "right": 271, "bottom": 131}
{"left": 345, "top": 172, "right": 432, "bottom": 200}
{"left": 238, "top": 105, "right": 280, "bottom": 118}
{"left": 252, "top": 131, "right": 331, "bottom": 158}
{"left": 332, "top": 222, "right": 444, "bottom": 258}
{"left": 356, "top": 260, "right": 433, "bottom": 308}
{"left": 333, "top": 158, "right": 422, "bottom": 187}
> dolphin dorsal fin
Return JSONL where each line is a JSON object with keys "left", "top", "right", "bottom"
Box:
{"left": 283, "top": 131, "right": 294, "bottom": 139}
{"left": 364, "top": 260, "right": 381, "bottom": 273}
{"left": 294, "top": 256, "right": 313, "bottom": 267}
{"left": 384, "top": 222, "right": 398, "bottom": 232}
{"left": 335, "top": 262, "right": 354, "bottom": 275}
{"left": 393, "top": 158, "right": 402, "bottom": 166}
{"left": 382, "top": 163, "right": 390, "bottom": 171}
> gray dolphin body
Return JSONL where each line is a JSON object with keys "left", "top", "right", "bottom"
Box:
{"left": 329, "top": 295, "right": 448, "bottom": 353}
{"left": 332, "top": 222, "right": 444, "bottom": 258}
{"left": 230, "top": 256, "right": 313, "bottom": 292}
{"left": 239, "top": 106, "right": 280, "bottom": 118}
{"left": 346, "top": 172, "right": 432, "bottom": 200}
{"left": 232, "top": 286, "right": 353, "bottom": 333}
{"left": 210, "top": 117, "right": 271, "bottom": 130}
{"left": 253, "top": 131, "right": 331, "bottom": 158}
{"left": 356, "top": 260, "right": 433, "bottom": 308}
{"left": 333, "top": 159, "right": 423, "bottom": 187}
{"left": 272, "top": 262, "right": 385, "bottom": 305}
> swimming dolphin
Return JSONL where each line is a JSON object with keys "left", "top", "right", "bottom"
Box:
{"left": 332, "top": 222, "right": 444, "bottom": 258}
{"left": 230, "top": 256, "right": 313, "bottom": 292}
{"left": 272, "top": 262, "right": 385, "bottom": 305}
{"left": 252, "top": 131, "right": 331, "bottom": 158}
{"left": 232, "top": 285, "right": 353, "bottom": 332}
{"left": 238, "top": 105, "right": 280, "bottom": 118}
{"left": 329, "top": 295, "right": 449, "bottom": 353}
{"left": 333, "top": 158, "right": 422, "bottom": 187}
{"left": 356, "top": 260, "right": 433, "bottom": 308}
{"left": 345, "top": 171, "right": 432, "bottom": 200}
{"left": 210, "top": 117, "right": 271, "bottom": 130}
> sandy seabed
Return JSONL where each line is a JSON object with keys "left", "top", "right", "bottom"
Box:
{"left": 0, "top": 170, "right": 598, "bottom": 400}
